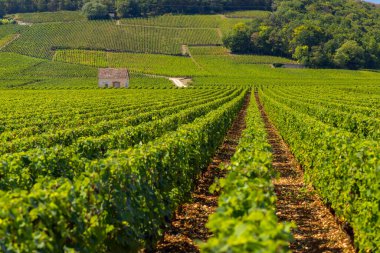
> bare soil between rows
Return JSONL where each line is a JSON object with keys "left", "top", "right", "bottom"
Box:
{"left": 255, "top": 92, "right": 355, "bottom": 253}
{"left": 152, "top": 93, "right": 251, "bottom": 253}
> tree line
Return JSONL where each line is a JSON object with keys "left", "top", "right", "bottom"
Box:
{"left": 224, "top": 0, "right": 380, "bottom": 69}
{"left": 0, "top": 0, "right": 272, "bottom": 19}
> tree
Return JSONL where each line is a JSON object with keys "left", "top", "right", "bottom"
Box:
{"left": 116, "top": 0, "right": 141, "bottom": 18}
{"left": 362, "top": 35, "right": 380, "bottom": 68}
{"left": 250, "top": 25, "right": 272, "bottom": 54}
{"left": 334, "top": 40, "right": 365, "bottom": 69}
{"left": 82, "top": 0, "right": 109, "bottom": 20}
{"left": 229, "top": 0, "right": 380, "bottom": 69}
{"left": 290, "top": 25, "right": 325, "bottom": 53}
{"left": 0, "top": 1, "right": 5, "bottom": 18}
{"left": 293, "top": 45, "right": 310, "bottom": 65}
{"left": 35, "top": 0, "right": 48, "bottom": 12}
{"left": 223, "top": 22, "right": 253, "bottom": 54}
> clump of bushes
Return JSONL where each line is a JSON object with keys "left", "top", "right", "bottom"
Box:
{"left": 0, "top": 18, "right": 16, "bottom": 25}
{"left": 82, "top": 0, "right": 109, "bottom": 20}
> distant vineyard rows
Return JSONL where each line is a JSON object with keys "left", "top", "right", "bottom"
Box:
{"left": 0, "top": 21, "right": 222, "bottom": 58}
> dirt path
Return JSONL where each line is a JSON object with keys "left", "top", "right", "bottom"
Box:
{"left": 139, "top": 73, "right": 191, "bottom": 87}
{"left": 255, "top": 93, "right": 355, "bottom": 253}
{"left": 153, "top": 93, "right": 251, "bottom": 253}
{"left": 186, "top": 47, "right": 207, "bottom": 71}
{"left": 168, "top": 77, "right": 191, "bottom": 87}
{"left": 15, "top": 20, "right": 32, "bottom": 26}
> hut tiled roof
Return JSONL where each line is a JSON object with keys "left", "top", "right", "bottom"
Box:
{"left": 98, "top": 68, "right": 129, "bottom": 79}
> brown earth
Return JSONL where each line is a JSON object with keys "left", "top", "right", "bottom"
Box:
{"left": 255, "top": 92, "right": 355, "bottom": 253}
{"left": 152, "top": 93, "right": 251, "bottom": 253}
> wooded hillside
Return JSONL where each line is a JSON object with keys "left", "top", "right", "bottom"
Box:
{"left": 224, "top": 0, "right": 380, "bottom": 69}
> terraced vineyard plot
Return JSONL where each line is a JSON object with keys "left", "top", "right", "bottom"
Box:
{"left": 0, "top": 24, "right": 25, "bottom": 39}
{"left": 190, "top": 46, "right": 295, "bottom": 64}
{"left": 0, "top": 52, "right": 174, "bottom": 89}
{"left": 219, "top": 17, "right": 252, "bottom": 35}
{"left": 0, "top": 52, "right": 44, "bottom": 78}
{"left": 229, "top": 54, "right": 296, "bottom": 64}
{"left": 0, "top": 34, "right": 18, "bottom": 48}
{"left": 1, "top": 76, "right": 173, "bottom": 90}
{"left": 13, "top": 11, "right": 86, "bottom": 23}
{"left": 189, "top": 46, "right": 230, "bottom": 55}
{"left": 54, "top": 49, "right": 208, "bottom": 76}
{"left": 0, "top": 52, "right": 97, "bottom": 89}
{"left": 0, "top": 52, "right": 95, "bottom": 78}
{"left": 224, "top": 10, "right": 271, "bottom": 18}
{"left": 2, "top": 21, "right": 222, "bottom": 58}
{"left": 120, "top": 15, "right": 222, "bottom": 28}
{"left": 190, "top": 50, "right": 380, "bottom": 87}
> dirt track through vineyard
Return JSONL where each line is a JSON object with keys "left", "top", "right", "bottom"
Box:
{"left": 255, "top": 93, "right": 355, "bottom": 253}
{"left": 152, "top": 93, "right": 250, "bottom": 253}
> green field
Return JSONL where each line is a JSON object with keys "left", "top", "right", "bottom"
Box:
{"left": 0, "top": 10, "right": 379, "bottom": 253}
{"left": 13, "top": 11, "right": 86, "bottom": 23}
{"left": 0, "top": 12, "right": 268, "bottom": 59}
{"left": 1, "top": 20, "right": 222, "bottom": 58}
{"left": 0, "top": 24, "right": 25, "bottom": 38}
{"left": 120, "top": 14, "right": 222, "bottom": 28}
{"left": 53, "top": 49, "right": 208, "bottom": 76}
{"left": 224, "top": 10, "right": 271, "bottom": 18}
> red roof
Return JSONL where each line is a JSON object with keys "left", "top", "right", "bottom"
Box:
{"left": 98, "top": 68, "right": 129, "bottom": 79}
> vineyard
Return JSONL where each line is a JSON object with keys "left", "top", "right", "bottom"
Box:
{"left": 259, "top": 85, "right": 380, "bottom": 251}
{"left": 119, "top": 14, "right": 222, "bottom": 28}
{"left": 0, "top": 8, "right": 379, "bottom": 253}
{"left": 0, "top": 52, "right": 174, "bottom": 89}
{"left": 224, "top": 10, "right": 271, "bottom": 18}
{"left": 1, "top": 20, "right": 222, "bottom": 58}
{"left": 53, "top": 49, "right": 208, "bottom": 76}
{"left": 0, "top": 88, "right": 248, "bottom": 251}
{"left": 12, "top": 11, "right": 86, "bottom": 23}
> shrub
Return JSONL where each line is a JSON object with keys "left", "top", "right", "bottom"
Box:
{"left": 82, "top": 1, "right": 109, "bottom": 20}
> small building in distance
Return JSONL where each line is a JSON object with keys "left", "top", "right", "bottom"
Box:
{"left": 98, "top": 68, "right": 129, "bottom": 88}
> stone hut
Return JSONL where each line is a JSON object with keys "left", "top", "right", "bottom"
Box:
{"left": 98, "top": 68, "right": 129, "bottom": 88}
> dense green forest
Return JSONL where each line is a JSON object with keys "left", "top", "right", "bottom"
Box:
{"left": 0, "top": 0, "right": 271, "bottom": 18}
{"left": 224, "top": 0, "right": 380, "bottom": 69}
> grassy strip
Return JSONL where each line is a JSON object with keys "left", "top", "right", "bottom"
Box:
{"left": 201, "top": 92, "right": 293, "bottom": 252}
